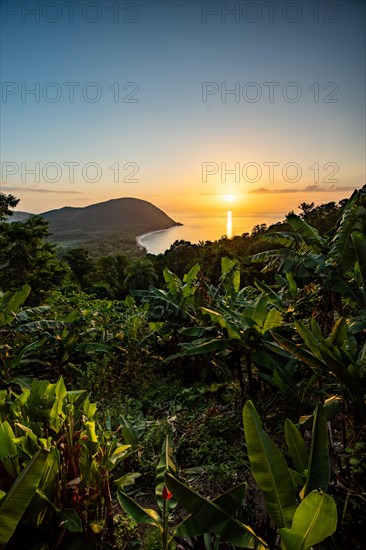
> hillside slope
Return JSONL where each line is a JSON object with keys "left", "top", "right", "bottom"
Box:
{"left": 34, "top": 197, "right": 180, "bottom": 255}
{"left": 41, "top": 197, "right": 178, "bottom": 233}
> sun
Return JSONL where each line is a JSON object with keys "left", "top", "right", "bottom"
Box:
{"left": 224, "top": 194, "right": 235, "bottom": 203}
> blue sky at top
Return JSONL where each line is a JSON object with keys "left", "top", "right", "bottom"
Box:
{"left": 0, "top": 0, "right": 365, "bottom": 214}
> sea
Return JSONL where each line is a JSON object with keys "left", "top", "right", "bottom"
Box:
{"left": 136, "top": 211, "right": 284, "bottom": 255}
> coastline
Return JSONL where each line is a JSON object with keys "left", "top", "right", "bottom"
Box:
{"left": 135, "top": 225, "right": 181, "bottom": 253}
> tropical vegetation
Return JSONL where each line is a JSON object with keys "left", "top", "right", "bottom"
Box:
{"left": 0, "top": 188, "right": 365, "bottom": 548}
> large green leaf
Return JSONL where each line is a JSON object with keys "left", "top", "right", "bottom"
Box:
{"left": 0, "top": 449, "right": 49, "bottom": 547}
{"left": 0, "top": 285, "right": 31, "bottom": 326}
{"left": 163, "top": 267, "right": 182, "bottom": 297}
{"left": 201, "top": 307, "right": 241, "bottom": 340}
{"left": 286, "top": 214, "right": 325, "bottom": 253}
{"left": 272, "top": 362, "right": 298, "bottom": 392}
{"left": 286, "top": 272, "right": 298, "bottom": 299}
{"left": 262, "top": 232, "right": 304, "bottom": 249}
{"left": 139, "top": 287, "right": 188, "bottom": 321}
{"left": 165, "top": 473, "right": 267, "bottom": 549}
{"left": 305, "top": 404, "right": 329, "bottom": 496}
{"left": 262, "top": 309, "right": 282, "bottom": 334}
{"left": 243, "top": 401, "right": 297, "bottom": 529}
{"left": 180, "top": 337, "right": 232, "bottom": 355}
{"left": 329, "top": 317, "right": 347, "bottom": 347}
{"left": 284, "top": 420, "right": 309, "bottom": 475}
{"left": 317, "top": 344, "right": 360, "bottom": 394}
{"left": 246, "top": 249, "right": 282, "bottom": 265}
{"left": 254, "top": 279, "right": 286, "bottom": 311}
{"left": 221, "top": 257, "right": 240, "bottom": 294}
{"left": 0, "top": 421, "right": 19, "bottom": 478}
{"left": 329, "top": 196, "right": 365, "bottom": 267}
{"left": 60, "top": 508, "right": 83, "bottom": 533}
{"left": 176, "top": 483, "right": 247, "bottom": 538}
{"left": 352, "top": 231, "right": 366, "bottom": 307}
{"left": 294, "top": 321, "right": 324, "bottom": 361}
{"left": 270, "top": 333, "right": 325, "bottom": 372}
{"left": 279, "top": 490, "right": 337, "bottom": 550}
{"left": 182, "top": 263, "right": 200, "bottom": 297}
{"left": 117, "top": 491, "right": 162, "bottom": 529}
{"left": 179, "top": 326, "right": 213, "bottom": 338}
{"left": 251, "top": 294, "right": 268, "bottom": 327}
{"left": 0, "top": 421, "right": 17, "bottom": 458}
{"left": 155, "top": 435, "right": 177, "bottom": 512}
{"left": 49, "top": 377, "right": 67, "bottom": 433}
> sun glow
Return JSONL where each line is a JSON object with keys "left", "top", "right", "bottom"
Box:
{"left": 224, "top": 194, "right": 235, "bottom": 203}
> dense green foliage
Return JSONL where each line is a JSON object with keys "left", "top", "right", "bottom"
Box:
{"left": 1, "top": 189, "right": 366, "bottom": 549}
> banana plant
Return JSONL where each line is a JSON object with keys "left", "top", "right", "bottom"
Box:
{"left": 136, "top": 263, "right": 201, "bottom": 323}
{"left": 0, "top": 284, "right": 31, "bottom": 326}
{"left": 164, "top": 472, "right": 267, "bottom": 549}
{"left": 118, "top": 435, "right": 266, "bottom": 549}
{"left": 247, "top": 187, "right": 366, "bottom": 324}
{"left": 0, "top": 376, "right": 131, "bottom": 548}
{"left": 0, "top": 448, "right": 51, "bottom": 548}
{"left": 247, "top": 214, "right": 327, "bottom": 280}
{"left": 159, "top": 401, "right": 337, "bottom": 550}
{"left": 118, "top": 435, "right": 178, "bottom": 550}
{"left": 243, "top": 400, "right": 337, "bottom": 549}
{"left": 172, "top": 285, "right": 284, "bottom": 399}
{"left": 271, "top": 316, "right": 366, "bottom": 434}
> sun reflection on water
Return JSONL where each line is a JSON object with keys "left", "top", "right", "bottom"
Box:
{"left": 226, "top": 210, "right": 232, "bottom": 238}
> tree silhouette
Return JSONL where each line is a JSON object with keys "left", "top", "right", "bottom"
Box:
{"left": 124, "top": 258, "right": 158, "bottom": 291}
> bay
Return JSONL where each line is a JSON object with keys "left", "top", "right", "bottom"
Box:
{"left": 137, "top": 211, "right": 283, "bottom": 255}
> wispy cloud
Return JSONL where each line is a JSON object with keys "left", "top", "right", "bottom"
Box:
{"left": 247, "top": 185, "right": 359, "bottom": 195}
{"left": 0, "top": 185, "right": 81, "bottom": 194}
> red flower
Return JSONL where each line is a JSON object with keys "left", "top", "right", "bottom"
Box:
{"left": 162, "top": 485, "right": 173, "bottom": 500}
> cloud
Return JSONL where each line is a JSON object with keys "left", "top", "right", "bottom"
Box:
{"left": 247, "top": 187, "right": 299, "bottom": 194}
{"left": 248, "top": 185, "right": 359, "bottom": 194}
{"left": 0, "top": 185, "right": 81, "bottom": 194}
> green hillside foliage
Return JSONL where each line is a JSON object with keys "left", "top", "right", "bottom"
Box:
{"left": 0, "top": 188, "right": 365, "bottom": 549}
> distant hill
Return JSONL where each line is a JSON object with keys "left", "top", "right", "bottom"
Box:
{"left": 42, "top": 197, "right": 180, "bottom": 255}
{"left": 8, "top": 197, "right": 180, "bottom": 256}
{"left": 41, "top": 197, "right": 179, "bottom": 233}
{"left": 7, "top": 211, "right": 32, "bottom": 222}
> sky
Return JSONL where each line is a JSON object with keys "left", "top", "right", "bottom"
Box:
{"left": 0, "top": 0, "right": 365, "bottom": 220}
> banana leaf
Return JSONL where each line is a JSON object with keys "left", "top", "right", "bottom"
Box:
{"left": 279, "top": 490, "right": 337, "bottom": 550}
{"left": 221, "top": 257, "right": 240, "bottom": 294}
{"left": 329, "top": 198, "right": 365, "bottom": 267}
{"left": 286, "top": 272, "right": 298, "bottom": 299}
{"left": 0, "top": 449, "right": 49, "bottom": 547}
{"left": 305, "top": 404, "right": 329, "bottom": 495}
{"left": 0, "top": 285, "right": 31, "bottom": 326}
{"left": 49, "top": 377, "right": 67, "bottom": 433}
{"left": 262, "top": 309, "right": 282, "bottom": 334}
{"left": 180, "top": 337, "right": 232, "bottom": 355}
{"left": 243, "top": 401, "right": 296, "bottom": 529}
{"left": 294, "top": 321, "right": 324, "bottom": 361}
{"left": 250, "top": 294, "right": 268, "bottom": 327}
{"left": 165, "top": 472, "right": 267, "bottom": 549}
{"left": 285, "top": 419, "right": 309, "bottom": 475}
{"left": 0, "top": 421, "right": 19, "bottom": 478}
{"left": 176, "top": 483, "right": 247, "bottom": 538}
{"left": 329, "top": 317, "right": 347, "bottom": 347}
{"left": 117, "top": 491, "right": 162, "bottom": 529}
{"left": 155, "top": 435, "right": 177, "bottom": 512}
{"left": 352, "top": 231, "right": 366, "bottom": 307}
{"left": 286, "top": 214, "right": 325, "bottom": 253}
{"left": 270, "top": 333, "right": 325, "bottom": 372}
{"left": 163, "top": 267, "right": 183, "bottom": 296}
{"left": 182, "top": 263, "right": 201, "bottom": 297}
{"left": 254, "top": 279, "right": 286, "bottom": 311}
